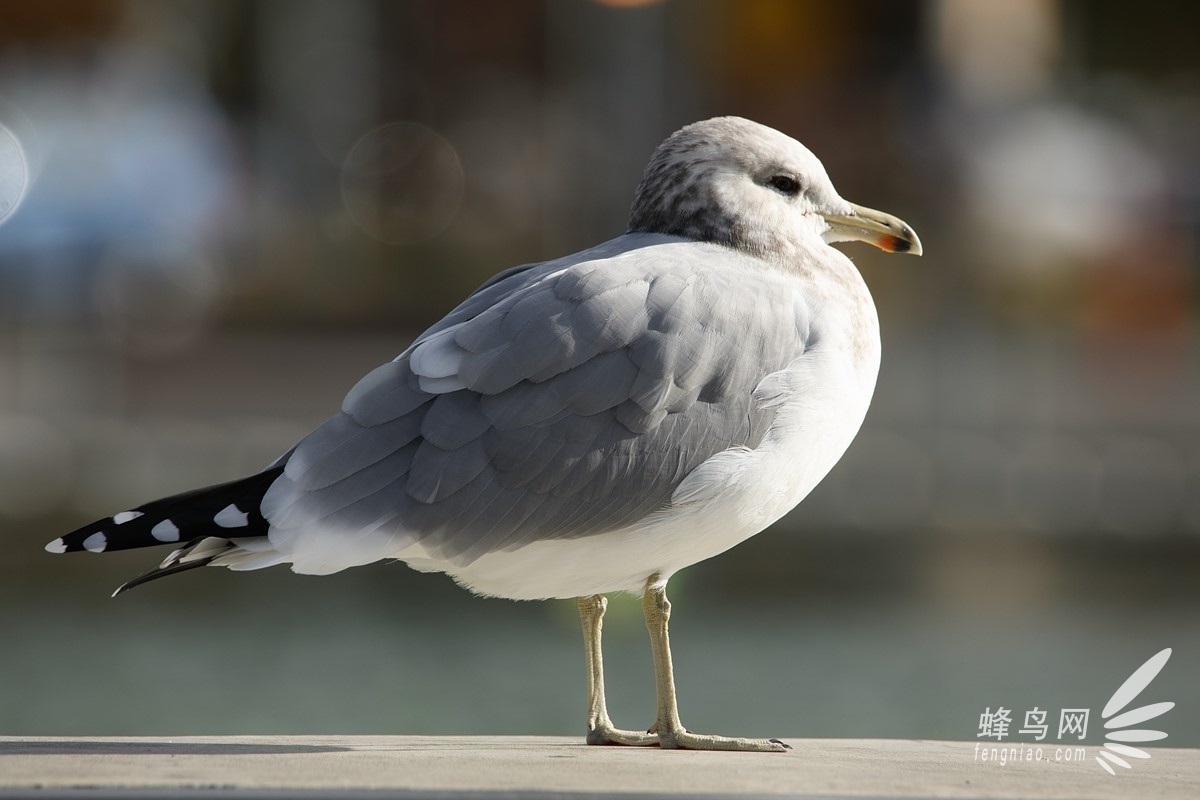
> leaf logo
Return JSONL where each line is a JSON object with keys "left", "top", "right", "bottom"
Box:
{"left": 1095, "top": 648, "right": 1174, "bottom": 775}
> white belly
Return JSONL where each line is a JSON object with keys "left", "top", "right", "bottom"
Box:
{"left": 403, "top": 346, "right": 877, "bottom": 600}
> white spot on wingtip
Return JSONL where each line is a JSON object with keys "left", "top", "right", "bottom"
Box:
{"left": 151, "top": 519, "right": 180, "bottom": 542}
{"left": 45, "top": 537, "right": 67, "bottom": 554}
{"left": 214, "top": 504, "right": 249, "bottom": 528}
{"left": 113, "top": 511, "right": 143, "bottom": 525}
{"left": 82, "top": 532, "right": 107, "bottom": 552}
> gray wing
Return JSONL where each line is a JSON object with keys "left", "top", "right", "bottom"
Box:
{"left": 262, "top": 235, "right": 810, "bottom": 569}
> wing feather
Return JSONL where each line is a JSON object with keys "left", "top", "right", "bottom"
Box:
{"left": 283, "top": 412, "right": 424, "bottom": 490}
{"left": 263, "top": 236, "right": 810, "bottom": 572}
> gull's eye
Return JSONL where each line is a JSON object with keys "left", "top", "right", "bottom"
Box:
{"left": 767, "top": 174, "right": 801, "bottom": 197}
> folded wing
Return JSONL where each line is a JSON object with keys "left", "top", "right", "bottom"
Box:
{"left": 263, "top": 236, "right": 811, "bottom": 573}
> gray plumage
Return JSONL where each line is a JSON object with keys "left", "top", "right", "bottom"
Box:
{"left": 263, "top": 235, "right": 808, "bottom": 567}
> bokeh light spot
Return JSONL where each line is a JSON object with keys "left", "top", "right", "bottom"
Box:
{"left": 0, "top": 122, "right": 29, "bottom": 225}
{"left": 341, "top": 122, "right": 464, "bottom": 245}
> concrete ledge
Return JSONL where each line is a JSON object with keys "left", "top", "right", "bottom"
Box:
{"left": 1, "top": 736, "right": 1197, "bottom": 799}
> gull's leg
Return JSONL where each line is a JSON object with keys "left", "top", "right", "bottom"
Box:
{"left": 642, "top": 578, "right": 790, "bottom": 752}
{"left": 577, "top": 594, "right": 659, "bottom": 746}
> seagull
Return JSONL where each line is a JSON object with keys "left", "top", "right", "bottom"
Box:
{"left": 47, "top": 116, "right": 921, "bottom": 752}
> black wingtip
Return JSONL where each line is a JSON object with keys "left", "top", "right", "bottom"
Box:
{"left": 52, "top": 467, "right": 284, "bottom": 557}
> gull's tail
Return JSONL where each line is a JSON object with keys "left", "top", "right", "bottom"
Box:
{"left": 45, "top": 466, "right": 285, "bottom": 595}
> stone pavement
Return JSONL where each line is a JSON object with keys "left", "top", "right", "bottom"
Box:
{"left": 1, "top": 736, "right": 1197, "bottom": 799}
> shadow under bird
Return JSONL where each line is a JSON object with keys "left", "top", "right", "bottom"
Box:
{"left": 47, "top": 116, "right": 921, "bottom": 751}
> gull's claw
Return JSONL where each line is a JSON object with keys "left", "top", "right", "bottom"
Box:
{"left": 658, "top": 728, "right": 791, "bottom": 752}
{"left": 586, "top": 720, "right": 660, "bottom": 747}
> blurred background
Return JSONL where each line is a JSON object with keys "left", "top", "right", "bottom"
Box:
{"left": 1, "top": 0, "right": 1197, "bottom": 748}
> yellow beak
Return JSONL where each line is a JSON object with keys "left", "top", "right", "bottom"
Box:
{"left": 821, "top": 202, "right": 923, "bottom": 256}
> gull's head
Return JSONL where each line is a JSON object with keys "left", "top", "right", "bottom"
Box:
{"left": 628, "top": 116, "right": 921, "bottom": 260}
